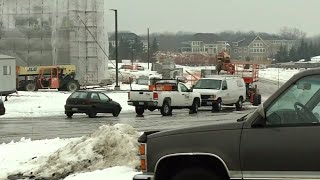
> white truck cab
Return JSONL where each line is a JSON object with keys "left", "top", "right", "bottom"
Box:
{"left": 192, "top": 76, "right": 246, "bottom": 112}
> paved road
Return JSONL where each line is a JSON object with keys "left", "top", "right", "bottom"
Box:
{"left": 0, "top": 107, "right": 252, "bottom": 143}
{"left": 0, "top": 80, "right": 280, "bottom": 143}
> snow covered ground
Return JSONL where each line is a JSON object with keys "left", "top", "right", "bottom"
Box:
{"left": 0, "top": 91, "right": 134, "bottom": 118}
{"left": 259, "top": 68, "right": 302, "bottom": 82}
{"left": 0, "top": 65, "right": 308, "bottom": 179}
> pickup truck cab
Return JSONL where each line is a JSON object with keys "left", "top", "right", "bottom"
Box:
{"left": 192, "top": 76, "right": 246, "bottom": 112}
{"left": 128, "top": 80, "right": 201, "bottom": 116}
{"left": 134, "top": 68, "right": 320, "bottom": 180}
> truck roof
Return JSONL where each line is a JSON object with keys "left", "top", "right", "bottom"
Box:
{"left": 200, "top": 75, "right": 242, "bottom": 80}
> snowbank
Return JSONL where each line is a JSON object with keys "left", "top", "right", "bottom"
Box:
{"left": 3, "top": 124, "right": 140, "bottom": 179}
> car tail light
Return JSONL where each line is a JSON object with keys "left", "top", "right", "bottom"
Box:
{"left": 139, "top": 143, "right": 147, "bottom": 172}
{"left": 128, "top": 92, "right": 130, "bottom": 100}
{"left": 153, "top": 92, "right": 158, "bottom": 100}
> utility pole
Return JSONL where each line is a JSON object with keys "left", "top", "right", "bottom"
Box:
{"left": 110, "top": 9, "right": 120, "bottom": 90}
{"left": 147, "top": 28, "right": 150, "bottom": 70}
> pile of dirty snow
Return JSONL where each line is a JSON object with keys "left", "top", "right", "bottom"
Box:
{"left": 5, "top": 124, "right": 140, "bottom": 180}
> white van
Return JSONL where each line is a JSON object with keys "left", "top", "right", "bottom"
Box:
{"left": 192, "top": 76, "right": 246, "bottom": 112}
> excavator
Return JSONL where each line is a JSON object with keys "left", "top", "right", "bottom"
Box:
{"left": 16, "top": 65, "right": 80, "bottom": 92}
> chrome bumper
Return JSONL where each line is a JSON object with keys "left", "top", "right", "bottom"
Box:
{"left": 133, "top": 173, "right": 154, "bottom": 180}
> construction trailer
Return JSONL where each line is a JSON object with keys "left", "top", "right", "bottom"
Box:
{"left": 0, "top": 55, "right": 16, "bottom": 96}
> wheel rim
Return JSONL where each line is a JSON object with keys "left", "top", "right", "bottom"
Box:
{"left": 164, "top": 104, "right": 169, "bottom": 113}
{"left": 68, "top": 83, "right": 77, "bottom": 91}
{"left": 195, "top": 103, "right": 198, "bottom": 111}
{"left": 239, "top": 100, "right": 243, "bottom": 107}
{"left": 26, "top": 84, "right": 35, "bottom": 91}
{"left": 218, "top": 101, "right": 222, "bottom": 110}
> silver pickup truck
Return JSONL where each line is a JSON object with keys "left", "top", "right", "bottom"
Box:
{"left": 133, "top": 68, "right": 320, "bottom": 180}
{"left": 128, "top": 80, "right": 201, "bottom": 116}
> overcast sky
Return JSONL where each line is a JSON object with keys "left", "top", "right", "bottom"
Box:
{"left": 105, "top": 0, "right": 320, "bottom": 36}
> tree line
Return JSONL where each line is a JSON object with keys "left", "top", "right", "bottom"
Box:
{"left": 276, "top": 39, "right": 320, "bottom": 62}
{"left": 109, "top": 36, "right": 159, "bottom": 63}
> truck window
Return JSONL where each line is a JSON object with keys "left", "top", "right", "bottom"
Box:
{"left": 179, "top": 83, "right": 188, "bottom": 92}
{"left": 266, "top": 75, "right": 320, "bottom": 125}
{"left": 222, "top": 80, "right": 228, "bottom": 90}
{"left": 194, "top": 79, "right": 222, "bottom": 90}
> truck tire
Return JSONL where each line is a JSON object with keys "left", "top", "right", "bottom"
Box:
{"left": 135, "top": 106, "right": 144, "bottom": 116}
{"left": 66, "top": 81, "right": 80, "bottom": 92}
{"left": 212, "top": 99, "right": 222, "bottom": 112}
{"left": 189, "top": 99, "right": 200, "bottom": 114}
{"left": 172, "top": 168, "right": 223, "bottom": 180}
{"left": 161, "top": 100, "right": 172, "bottom": 116}
{"left": 253, "top": 94, "right": 262, "bottom": 106}
{"left": 25, "top": 82, "right": 36, "bottom": 92}
{"left": 235, "top": 97, "right": 243, "bottom": 111}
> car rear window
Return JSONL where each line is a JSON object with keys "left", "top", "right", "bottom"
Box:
{"left": 69, "top": 92, "right": 88, "bottom": 99}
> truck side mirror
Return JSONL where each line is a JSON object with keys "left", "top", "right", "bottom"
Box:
{"left": 222, "top": 85, "right": 227, "bottom": 90}
{"left": 252, "top": 104, "right": 266, "bottom": 128}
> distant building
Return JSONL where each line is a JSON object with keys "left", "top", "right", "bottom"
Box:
{"left": 180, "top": 33, "right": 230, "bottom": 55}
{"left": 231, "top": 35, "right": 296, "bottom": 61}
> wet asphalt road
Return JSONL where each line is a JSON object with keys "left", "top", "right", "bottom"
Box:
{"left": 0, "top": 108, "right": 252, "bottom": 143}
{"left": 0, "top": 79, "right": 280, "bottom": 143}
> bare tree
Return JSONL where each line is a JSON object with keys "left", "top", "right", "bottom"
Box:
{"left": 279, "top": 27, "right": 306, "bottom": 40}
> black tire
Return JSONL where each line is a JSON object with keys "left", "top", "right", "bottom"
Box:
{"left": 190, "top": 99, "right": 200, "bottom": 114}
{"left": 172, "top": 168, "right": 223, "bottom": 180}
{"left": 66, "top": 112, "right": 73, "bottom": 118}
{"left": 161, "top": 100, "right": 172, "bottom": 116}
{"left": 253, "top": 94, "right": 262, "bottom": 106}
{"left": 148, "top": 107, "right": 156, "bottom": 112}
{"left": 66, "top": 81, "right": 80, "bottom": 92}
{"left": 25, "top": 82, "right": 36, "bottom": 92}
{"left": 88, "top": 108, "right": 97, "bottom": 118}
{"left": 235, "top": 97, "right": 243, "bottom": 111}
{"left": 135, "top": 106, "right": 145, "bottom": 116}
{"left": 112, "top": 106, "right": 121, "bottom": 117}
{"left": 212, "top": 99, "right": 222, "bottom": 112}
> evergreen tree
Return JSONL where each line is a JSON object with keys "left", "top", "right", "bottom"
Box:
{"left": 118, "top": 38, "right": 131, "bottom": 60}
{"left": 151, "top": 37, "right": 159, "bottom": 54}
{"left": 288, "top": 46, "right": 297, "bottom": 61}
{"left": 131, "top": 36, "right": 143, "bottom": 60}
{"left": 150, "top": 37, "right": 159, "bottom": 63}
{"left": 275, "top": 45, "right": 289, "bottom": 62}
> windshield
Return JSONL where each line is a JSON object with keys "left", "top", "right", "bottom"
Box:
{"left": 194, "top": 79, "right": 222, "bottom": 90}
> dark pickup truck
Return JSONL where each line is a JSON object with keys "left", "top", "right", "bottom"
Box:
{"left": 133, "top": 68, "right": 320, "bottom": 180}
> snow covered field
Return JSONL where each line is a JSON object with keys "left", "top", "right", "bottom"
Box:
{"left": 0, "top": 66, "right": 306, "bottom": 179}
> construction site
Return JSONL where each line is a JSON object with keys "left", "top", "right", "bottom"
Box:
{"left": 0, "top": 0, "right": 109, "bottom": 85}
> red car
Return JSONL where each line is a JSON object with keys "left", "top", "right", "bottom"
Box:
{"left": 0, "top": 99, "right": 5, "bottom": 115}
